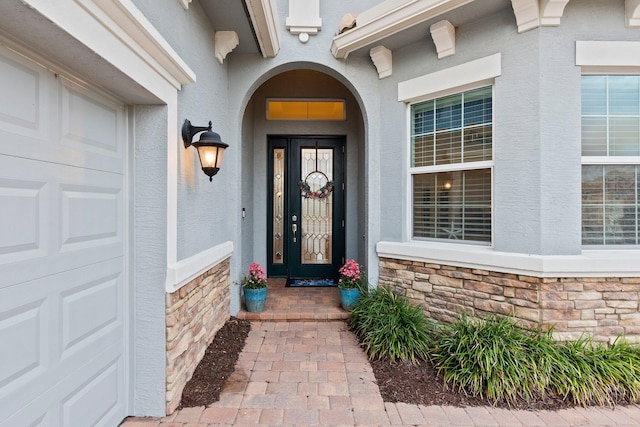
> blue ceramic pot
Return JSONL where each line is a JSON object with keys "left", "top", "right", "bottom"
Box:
{"left": 339, "top": 287, "right": 361, "bottom": 311}
{"left": 244, "top": 287, "right": 267, "bottom": 312}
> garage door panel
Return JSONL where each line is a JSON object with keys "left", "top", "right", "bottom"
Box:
{"left": 0, "top": 260, "right": 123, "bottom": 416}
{"left": 60, "top": 272, "right": 120, "bottom": 357}
{"left": 62, "top": 358, "right": 122, "bottom": 427}
{"left": 1, "top": 352, "right": 125, "bottom": 427}
{"left": 0, "top": 177, "right": 48, "bottom": 264}
{"left": 60, "top": 79, "right": 123, "bottom": 156}
{"left": 60, "top": 184, "right": 121, "bottom": 249}
{"left": 0, "top": 47, "right": 50, "bottom": 136}
{"left": 0, "top": 156, "right": 124, "bottom": 289}
{"left": 0, "top": 299, "right": 47, "bottom": 389}
{"left": 0, "top": 45, "right": 128, "bottom": 425}
{"left": 0, "top": 47, "right": 125, "bottom": 174}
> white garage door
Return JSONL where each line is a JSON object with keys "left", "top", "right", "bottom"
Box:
{"left": 0, "top": 45, "right": 128, "bottom": 426}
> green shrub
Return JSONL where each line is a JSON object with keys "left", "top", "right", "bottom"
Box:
{"left": 430, "top": 314, "right": 640, "bottom": 406}
{"left": 348, "top": 287, "right": 433, "bottom": 363}
{"left": 548, "top": 337, "right": 640, "bottom": 406}
{"left": 430, "top": 314, "right": 556, "bottom": 405}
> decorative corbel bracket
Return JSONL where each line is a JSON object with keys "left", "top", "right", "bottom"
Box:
{"left": 511, "top": 0, "right": 540, "bottom": 32}
{"left": 430, "top": 20, "right": 455, "bottom": 59}
{"left": 627, "top": 0, "right": 640, "bottom": 27}
{"left": 286, "top": 0, "right": 322, "bottom": 43}
{"left": 177, "top": 0, "right": 192, "bottom": 10}
{"left": 370, "top": 45, "right": 392, "bottom": 79}
{"left": 511, "top": 0, "right": 570, "bottom": 32}
{"left": 214, "top": 31, "right": 239, "bottom": 64}
{"left": 540, "top": 0, "right": 571, "bottom": 26}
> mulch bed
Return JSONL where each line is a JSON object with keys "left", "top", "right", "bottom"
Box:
{"left": 179, "top": 317, "right": 626, "bottom": 411}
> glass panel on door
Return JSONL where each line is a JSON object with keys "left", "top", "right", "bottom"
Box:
{"left": 300, "top": 148, "right": 333, "bottom": 265}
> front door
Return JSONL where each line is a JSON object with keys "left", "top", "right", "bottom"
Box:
{"left": 268, "top": 136, "right": 345, "bottom": 280}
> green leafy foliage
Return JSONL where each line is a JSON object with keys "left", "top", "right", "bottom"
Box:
{"left": 347, "top": 287, "right": 433, "bottom": 364}
{"left": 430, "top": 314, "right": 555, "bottom": 405}
{"left": 430, "top": 314, "right": 640, "bottom": 406}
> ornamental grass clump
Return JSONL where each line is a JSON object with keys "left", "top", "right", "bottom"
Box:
{"left": 348, "top": 286, "right": 433, "bottom": 364}
{"left": 430, "top": 314, "right": 640, "bottom": 406}
{"left": 547, "top": 337, "right": 640, "bottom": 406}
{"left": 430, "top": 314, "right": 557, "bottom": 405}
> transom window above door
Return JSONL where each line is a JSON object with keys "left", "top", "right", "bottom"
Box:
{"left": 267, "top": 99, "right": 345, "bottom": 120}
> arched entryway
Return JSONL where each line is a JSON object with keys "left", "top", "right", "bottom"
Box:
{"left": 240, "top": 68, "right": 366, "bottom": 287}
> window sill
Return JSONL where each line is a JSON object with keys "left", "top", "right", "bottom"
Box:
{"left": 376, "top": 240, "right": 640, "bottom": 277}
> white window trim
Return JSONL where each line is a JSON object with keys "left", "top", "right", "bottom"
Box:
{"left": 578, "top": 42, "right": 640, "bottom": 250}
{"left": 401, "top": 55, "right": 500, "bottom": 247}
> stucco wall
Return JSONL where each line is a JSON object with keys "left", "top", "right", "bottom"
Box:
{"left": 132, "top": 0, "right": 236, "bottom": 262}
{"left": 375, "top": 0, "right": 637, "bottom": 257}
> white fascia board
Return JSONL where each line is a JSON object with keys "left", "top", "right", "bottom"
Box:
{"left": 576, "top": 41, "right": 640, "bottom": 73}
{"left": 331, "top": 0, "right": 473, "bottom": 59}
{"left": 245, "top": 0, "right": 281, "bottom": 58}
{"left": 25, "top": 0, "right": 195, "bottom": 93}
{"left": 377, "top": 241, "right": 640, "bottom": 278}
{"left": 398, "top": 53, "right": 501, "bottom": 103}
{"left": 166, "top": 241, "right": 234, "bottom": 293}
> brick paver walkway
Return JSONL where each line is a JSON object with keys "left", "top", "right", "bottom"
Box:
{"left": 121, "top": 321, "right": 640, "bottom": 426}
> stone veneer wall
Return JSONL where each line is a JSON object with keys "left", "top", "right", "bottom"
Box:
{"left": 165, "top": 258, "right": 231, "bottom": 414}
{"left": 379, "top": 257, "right": 640, "bottom": 344}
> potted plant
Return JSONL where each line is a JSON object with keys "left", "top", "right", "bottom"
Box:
{"left": 242, "top": 262, "right": 268, "bottom": 312}
{"left": 338, "top": 259, "right": 365, "bottom": 311}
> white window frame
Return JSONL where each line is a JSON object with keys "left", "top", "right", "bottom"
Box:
{"left": 578, "top": 42, "right": 640, "bottom": 248}
{"left": 408, "top": 88, "right": 494, "bottom": 244}
{"left": 399, "top": 53, "right": 501, "bottom": 245}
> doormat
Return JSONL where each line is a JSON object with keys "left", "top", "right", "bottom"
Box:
{"left": 286, "top": 278, "right": 337, "bottom": 287}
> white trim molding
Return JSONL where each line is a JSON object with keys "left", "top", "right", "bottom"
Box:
{"left": 177, "top": 0, "right": 191, "bottom": 10}
{"left": 510, "top": 0, "right": 539, "bottom": 32}
{"left": 540, "top": 0, "right": 570, "bottom": 26}
{"left": 510, "top": 0, "right": 570, "bottom": 32}
{"left": 245, "top": 0, "right": 280, "bottom": 57}
{"left": 370, "top": 45, "right": 393, "bottom": 78}
{"left": 286, "top": 0, "right": 322, "bottom": 43}
{"left": 331, "top": 0, "right": 473, "bottom": 59}
{"left": 398, "top": 53, "right": 501, "bottom": 103}
{"left": 576, "top": 40, "right": 640, "bottom": 73}
{"left": 626, "top": 0, "right": 640, "bottom": 27}
{"left": 165, "top": 241, "right": 234, "bottom": 293}
{"left": 377, "top": 241, "right": 640, "bottom": 278}
{"left": 214, "top": 31, "right": 239, "bottom": 64}
{"left": 430, "top": 20, "right": 455, "bottom": 59}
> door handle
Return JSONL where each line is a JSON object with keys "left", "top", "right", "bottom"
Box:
{"left": 292, "top": 224, "right": 297, "bottom": 243}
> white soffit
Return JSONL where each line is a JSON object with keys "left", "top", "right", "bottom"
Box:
{"left": 331, "top": 0, "right": 473, "bottom": 59}
{"left": 398, "top": 53, "right": 501, "bottom": 103}
{"left": 72, "top": 0, "right": 195, "bottom": 89}
{"left": 245, "top": 0, "right": 280, "bottom": 57}
{"left": 576, "top": 41, "right": 640, "bottom": 73}
{"left": 627, "top": 0, "right": 640, "bottom": 27}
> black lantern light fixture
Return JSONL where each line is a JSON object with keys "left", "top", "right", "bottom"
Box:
{"left": 181, "top": 119, "right": 229, "bottom": 181}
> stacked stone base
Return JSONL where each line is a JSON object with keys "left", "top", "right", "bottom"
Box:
{"left": 165, "top": 259, "right": 231, "bottom": 414}
{"left": 379, "top": 257, "right": 640, "bottom": 344}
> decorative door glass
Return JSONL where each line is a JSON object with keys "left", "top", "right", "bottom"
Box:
{"left": 300, "top": 148, "right": 333, "bottom": 264}
{"left": 272, "top": 148, "right": 285, "bottom": 263}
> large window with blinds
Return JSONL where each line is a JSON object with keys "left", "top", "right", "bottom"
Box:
{"left": 582, "top": 75, "right": 640, "bottom": 245}
{"left": 410, "top": 86, "right": 493, "bottom": 243}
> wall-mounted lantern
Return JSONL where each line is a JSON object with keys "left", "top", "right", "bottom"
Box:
{"left": 181, "top": 119, "right": 228, "bottom": 182}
